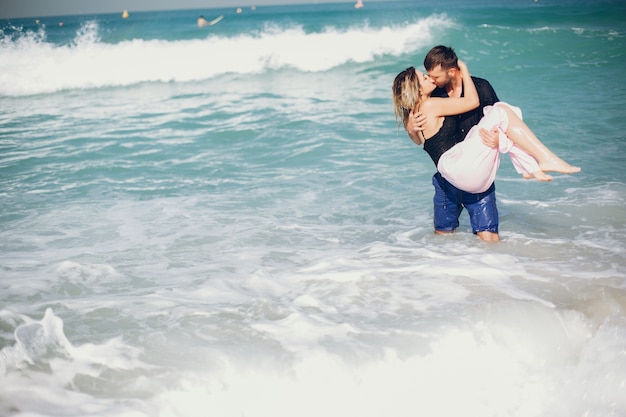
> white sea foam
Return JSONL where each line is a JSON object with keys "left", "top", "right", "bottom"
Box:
{"left": 2, "top": 300, "right": 623, "bottom": 417}
{"left": 0, "top": 15, "right": 453, "bottom": 96}
{"left": 0, "top": 192, "right": 624, "bottom": 416}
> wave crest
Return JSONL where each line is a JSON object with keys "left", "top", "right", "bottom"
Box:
{"left": 0, "top": 14, "right": 453, "bottom": 96}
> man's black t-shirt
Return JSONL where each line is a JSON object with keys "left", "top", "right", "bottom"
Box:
{"left": 432, "top": 76, "right": 500, "bottom": 141}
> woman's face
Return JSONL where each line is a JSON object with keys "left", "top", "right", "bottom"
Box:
{"left": 416, "top": 70, "right": 436, "bottom": 95}
{"left": 426, "top": 64, "right": 453, "bottom": 88}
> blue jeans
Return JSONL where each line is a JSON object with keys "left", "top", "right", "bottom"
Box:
{"left": 432, "top": 172, "right": 499, "bottom": 234}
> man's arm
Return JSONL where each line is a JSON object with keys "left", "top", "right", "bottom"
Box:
{"left": 405, "top": 110, "right": 427, "bottom": 145}
{"left": 474, "top": 77, "right": 499, "bottom": 147}
{"left": 479, "top": 127, "right": 499, "bottom": 148}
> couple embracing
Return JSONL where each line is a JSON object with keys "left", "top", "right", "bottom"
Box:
{"left": 393, "top": 45, "right": 580, "bottom": 242}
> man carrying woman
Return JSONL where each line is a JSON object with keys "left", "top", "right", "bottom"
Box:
{"left": 394, "top": 46, "right": 580, "bottom": 242}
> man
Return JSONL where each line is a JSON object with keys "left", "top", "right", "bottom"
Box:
{"left": 406, "top": 45, "right": 501, "bottom": 242}
{"left": 197, "top": 16, "right": 210, "bottom": 27}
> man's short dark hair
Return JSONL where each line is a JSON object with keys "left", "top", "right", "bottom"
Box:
{"left": 424, "top": 45, "right": 459, "bottom": 71}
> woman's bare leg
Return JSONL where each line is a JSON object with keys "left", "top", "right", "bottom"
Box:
{"left": 502, "top": 106, "right": 581, "bottom": 174}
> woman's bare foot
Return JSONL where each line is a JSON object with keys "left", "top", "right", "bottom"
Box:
{"left": 538, "top": 157, "right": 581, "bottom": 174}
{"left": 523, "top": 170, "right": 553, "bottom": 182}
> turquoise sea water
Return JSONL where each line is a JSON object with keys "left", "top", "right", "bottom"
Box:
{"left": 1, "top": 1, "right": 625, "bottom": 416}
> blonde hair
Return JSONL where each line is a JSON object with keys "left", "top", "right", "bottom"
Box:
{"left": 392, "top": 67, "right": 421, "bottom": 129}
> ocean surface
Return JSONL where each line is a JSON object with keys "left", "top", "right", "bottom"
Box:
{"left": 1, "top": 0, "right": 625, "bottom": 416}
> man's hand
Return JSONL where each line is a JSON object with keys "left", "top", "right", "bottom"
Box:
{"left": 406, "top": 110, "right": 427, "bottom": 134}
{"left": 479, "top": 127, "right": 499, "bottom": 148}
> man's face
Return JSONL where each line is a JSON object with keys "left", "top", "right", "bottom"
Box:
{"left": 426, "top": 64, "right": 454, "bottom": 89}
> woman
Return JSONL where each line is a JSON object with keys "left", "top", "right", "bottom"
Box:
{"left": 392, "top": 60, "right": 580, "bottom": 194}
